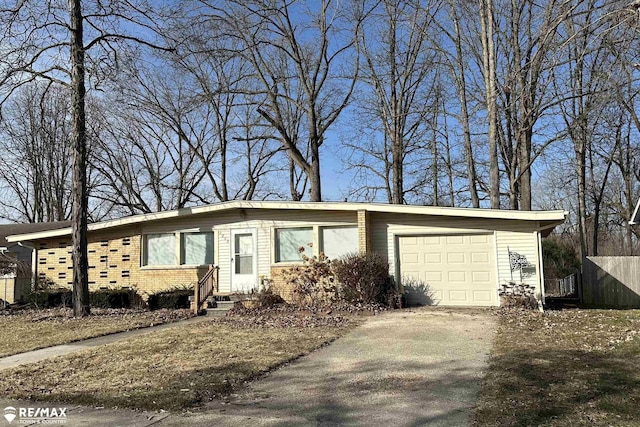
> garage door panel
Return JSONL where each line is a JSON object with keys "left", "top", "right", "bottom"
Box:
{"left": 470, "top": 235, "right": 490, "bottom": 244}
{"left": 448, "top": 290, "right": 468, "bottom": 302}
{"left": 402, "top": 253, "right": 419, "bottom": 264}
{"left": 473, "top": 290, "right": 493, "bottom": 302}
{"left": 448, "top": 271, "right": 466, "bottom": 282}
{"left": 446, "top": 235, "right": 464, "bottom": 244}
{"left": 399, "top": 233, "right": 496, "bottom": 307}
{"left": 423, "top": 236, "right": 441, "bottom": 245}
{"left": 425, "top": 253, "right": 441, "bottom": 263}
{"left": 471, "top": 252, "right": 489, "bottom": 263}
{"left": 426, "top": 271, "right": 443, "bottom": 282}
{"left": 472, "top": 271, "right": 491, "bottom": 282}
{"left": 403, "top": 237, "right": 418, "bottom": 245}
{"left": 447, "top": 252, "right": 465, "bottom": 263}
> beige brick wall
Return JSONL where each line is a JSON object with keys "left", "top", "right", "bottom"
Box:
{"left": 1, "top": 278, "right": 15, "bottom": 304}
{"left": 357, "top": 209, "right": 371, "bottom": 253}
{"left": 34, "top": 228, "right": 209, "bottom": 299}
{"left": 269, "top": 265, "right": 296, "bottom": 302}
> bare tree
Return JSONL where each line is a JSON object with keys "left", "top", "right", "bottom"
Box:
{"left": 0, "top": 84, "right": 73, "bottom": 222}
{"left": 441, "top": 0, "right": 481, "bottom": 207}
{"left": 201, "top": 0, "right": 362, "bottom": 202}
{"left": 350, "top": 0, "right": 440, "bottom": 204}
{"left": 0, "top": 0, "right": 173, "bottom": 316}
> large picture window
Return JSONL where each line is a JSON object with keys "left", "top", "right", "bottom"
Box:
{"left": 321, "top": 226, "right": 358, "bottom": 260}
{"left": 181, "top": 232, "right": 214, "bottom": 265}
{"left": 143, "top": 233, "right": 176, "bottom": 266}
{"left": 276, "top": 228, "right": 313, "bottom": 262}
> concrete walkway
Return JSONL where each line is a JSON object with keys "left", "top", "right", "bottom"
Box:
{"left": 0, "top": 308, "right": 496, "bottom": 426}
{"left": 0, "top": 316, "right": 209, "bottom": 370}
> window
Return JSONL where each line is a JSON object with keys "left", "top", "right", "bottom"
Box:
{"left": 321, "top": 226, "right": 358, "bottom": 260}
{"left": 234, "top": 233, "right": 253, "bottom": 274}
{"left": 276, "top": 228, "right": 313, "bottom": 262}
{"left": 143, "top": 233, "right": 176, "bottom": 266}
{"left": 181, "top": 232, "right": 214, "bottom": 265}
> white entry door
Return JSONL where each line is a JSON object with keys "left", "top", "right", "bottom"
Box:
{"left": 231, "top": 229, "right": 257, "bottom": 293}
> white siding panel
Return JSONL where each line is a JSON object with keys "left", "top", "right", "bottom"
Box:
{"left": 217, "top": 229, "right": 231, "bottom": 293}
{"left": 495, "top": 230, "right": 538, "bottom": 286}
{"left": 257, "top": 227, "right": 271, "bottom": 280}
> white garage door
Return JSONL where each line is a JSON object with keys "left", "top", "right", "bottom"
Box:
{"left": 398, "top": 234, "right": 497, "bottom": 306}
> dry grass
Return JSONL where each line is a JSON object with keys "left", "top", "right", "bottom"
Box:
{"left": 0, "top": 316, "right": 355, "bottom": 411}
{"left": 474, "top": 309, "right": 640, "bottom": 426}
{"left": 0, "top": 308, "right": 193, "bottom": 357}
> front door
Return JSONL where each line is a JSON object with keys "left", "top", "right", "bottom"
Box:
{"left": 231, "top": 229, "right": 257, "bottom": 293}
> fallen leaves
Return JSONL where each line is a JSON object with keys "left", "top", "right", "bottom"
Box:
{"left": 0, "top": 317, "right": 353, "bottom": 411}
{"left": 474, "top": 308, "right": 640, "bottom": 427}
{"left": 0, "top": 308, "right": 194, "bottom": 357}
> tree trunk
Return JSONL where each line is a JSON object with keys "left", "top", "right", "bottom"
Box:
{"left": 479, "top": 0, "right": 500, "bottom": 209}
{"left": 575, "top": 137, "right": 588, "bottom": 260}
{"left": 448, "top": 1, "right": 479, "bottom": 208}
{"left": 518, "top": 127, "right": 532, "bottom": 210}
{"left": 391, "top": 138, "right": 403, "bottom": 204}
{"left": 431, "top": 118, "right": 439, "bottom": 206}
{"left": 309, "top": 138, "right": 322, "bottom": 202}
{"left": 69, "top": 0, "right": 90, "bottom": 317}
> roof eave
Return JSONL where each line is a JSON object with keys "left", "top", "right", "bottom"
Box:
{"left": 6, "top": 201, "right": 568, "bottom": 243}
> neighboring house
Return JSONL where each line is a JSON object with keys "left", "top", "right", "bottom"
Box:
{"left": 0, "top": 221, "right": 71, "bottom": 304}
{"left": 5, "top": 201, "right": 566, "bottom": 308}
{"left": 630, "top": 197, "right": 640, "bottom": 225}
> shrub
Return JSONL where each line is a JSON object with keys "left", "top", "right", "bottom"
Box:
{"left": 147, "top": 286, "right": 194, "bottom": 310}
{"left": 89, "top": 288, "right": 142, "bottom": 309}
{"left": 280, "top": 250, "right": 338, "bottom": 306}
{"left": 34, "top": 277, "right": 58, "bottom": 292}
{"left": 25, "top": 289, "right": 72, "bottom": 309}
{"left": 332, "top": 252, "right": 393, "bottom": 305}
{"left": 25, "top": 287, "right": 143, "bottom": 310}
{"left": 401, "top": 276, "right": 435, "bottom": 307}
{"left": 542, "top": 238, "right": 580, "bottom": 280}
{"left": 255, "top": 288, "right": 286, "bottom": 308}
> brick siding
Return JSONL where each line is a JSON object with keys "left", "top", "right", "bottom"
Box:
{"left": 34, "top": 229, "right": 208, "bottom": 298}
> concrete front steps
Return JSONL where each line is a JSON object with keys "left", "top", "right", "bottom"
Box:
{"left": 203, "top": 294, "right": 245, "bottom": 317}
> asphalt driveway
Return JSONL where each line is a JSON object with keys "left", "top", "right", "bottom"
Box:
{"left": 162, "top": 307, "right": 496, "bottom": 426}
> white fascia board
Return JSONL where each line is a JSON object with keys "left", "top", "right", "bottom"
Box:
{"left": 6, "top": 201, "right": 567, "bottom": 242}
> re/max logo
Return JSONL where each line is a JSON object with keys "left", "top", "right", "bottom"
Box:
{"left": 19, "top": 407, "right": 67, "bottom": 418}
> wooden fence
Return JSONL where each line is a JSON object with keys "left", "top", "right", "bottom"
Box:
{"left": 582, "top": 257, "right": 640, "bottom": 308}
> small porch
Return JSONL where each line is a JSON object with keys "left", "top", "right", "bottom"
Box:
{"left": 191, "top": 265, "right": 257, "bottom": 314}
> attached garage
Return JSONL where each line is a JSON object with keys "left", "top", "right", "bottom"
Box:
{"left": 370, "top": 207, "right": 566, "bottom": 308}
{"left": 398, "top": 234, "right": 496, "bottom": 306}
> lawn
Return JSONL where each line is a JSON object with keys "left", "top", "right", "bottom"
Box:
{"left": 0, "top": 312, "right": 355, "bottom": 411}
{"left": 0, "top": 308, "right": 193, "bottom": 357}
{"left": 474, "top": 309, "right": 640, "bottom": 426}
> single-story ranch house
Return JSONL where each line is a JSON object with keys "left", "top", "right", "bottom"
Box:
{"left": 6, "top": 201, "right": 566, "bottom": 308}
